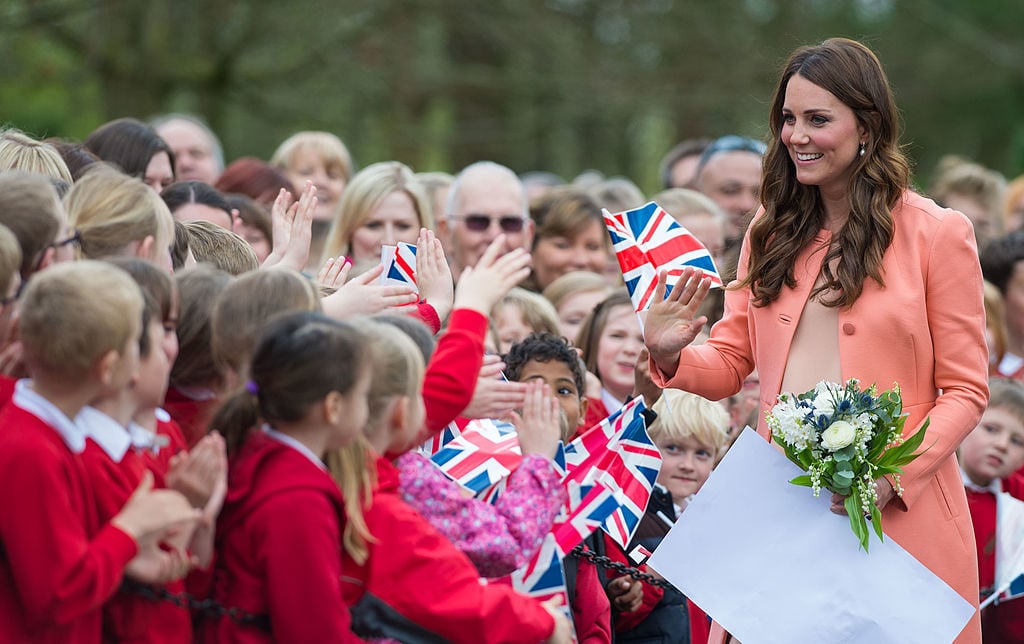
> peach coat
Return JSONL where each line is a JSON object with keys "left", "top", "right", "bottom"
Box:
{"left": 651, "top": 191, "right": 987, "bottom": 643}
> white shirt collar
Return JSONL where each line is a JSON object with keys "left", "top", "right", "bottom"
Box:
{"left": 128, "top": 422, "right": 171, "bottom": 454}
{"left": 12, "top": 379, "right": 88, "bottom": 454}
{"left": 155, "top": 407, "right": 171, "bottom": 422}
{"left": 999, "top": 352, "right": 1024, "bottom": 377}
{"left": 78, "top": 406, "right": 132, "bottom": 463}
{"left": 600, "top": 388, "right": 625, "bottom": 416}
{"left": 262, "top": 424, "right": 326, "bottom": 470}
{"left": 961, "top": 468, "right": 1001, "bottom": 494}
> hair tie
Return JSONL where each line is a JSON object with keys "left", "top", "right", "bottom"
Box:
{"left": 245, "top": 381, "right": 260, "bottom": 396}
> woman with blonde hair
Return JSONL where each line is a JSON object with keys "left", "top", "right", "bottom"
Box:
{"left": 271, "top": 131, "right": 353, "bottom": 223}
{"left": 321, "top": 161, "right": 433, "bottom": 266}
{"left": 64, "top": 165, "right": 176, "bottom": 271}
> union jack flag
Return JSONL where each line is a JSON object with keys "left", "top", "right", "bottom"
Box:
{"left": 476, "top": 441, "right": 566, "bottom": 504}
{"left": 604, "top": 201, "right": 723, "bottom": 312}
{"left": 563, "top": 397, "right": 661, "bottom": 549}
{"left": 492, "top": 534, "right": 576, "bottom": 642}
{"left": 430, "top": 419, "right": 522, "bottom": 494}
{"left": 380, "top": 242, "right": 418, "bottom": 291}
{"left": 420, "top": 419, "right": 463, "bottom": 456}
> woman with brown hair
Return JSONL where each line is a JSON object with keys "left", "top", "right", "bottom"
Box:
{"left": 644, "top": 38, "right": 987, "bottom": 643}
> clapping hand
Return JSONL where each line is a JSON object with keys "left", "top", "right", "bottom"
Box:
{"left": 510, "top": 380, "right": 561, "bottom": 459}
{"left": 643, "top": 268, "right": 713, "bottom": 377}
{"left": 262, "top": 182, "right": 317, "bottom": 271}
{"left": 415, "top": 228, "right": 455, "bottom": 322}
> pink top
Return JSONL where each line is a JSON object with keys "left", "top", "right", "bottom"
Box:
{"left": 396, "top": 452, "right": 566, "bottom": 578}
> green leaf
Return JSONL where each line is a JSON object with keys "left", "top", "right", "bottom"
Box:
{"left": 834, "top": 470, "right": 855, "bottom": 481}
{"left": 845, "top": 493, "right": 869, "bottom": 552}
{"left": 870, "top": 502, "right": 884, "bottom": 541}
{"left": 790, "top": 475, "right": 813, "bottom": 487}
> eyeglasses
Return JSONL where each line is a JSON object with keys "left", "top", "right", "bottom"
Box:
{"left": 450, "top": 214, "right": 527, "bottom": 233}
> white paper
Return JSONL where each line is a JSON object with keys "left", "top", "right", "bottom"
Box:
{"left": 647, "top": 428, "right": 975, "bottom": 644}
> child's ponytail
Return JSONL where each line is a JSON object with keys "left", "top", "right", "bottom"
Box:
{"left": 212, "top": 385, "right": 262, "bottom": 456}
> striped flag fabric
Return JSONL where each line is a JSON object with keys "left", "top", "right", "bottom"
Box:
{"left": 491, "top": 534, "right": 576, "bottom": 641}
{"left": 604, "top": 201, "right": 723, "bottom": 312}
{"left": 561, "top": 397, "right": 661, "bottom": 550}
{"left": 420, "top": 419, "right": 463, "bottom": 457}
{"left": 380, "top": 242, "right": 418, "bottom": 292}
{"left": 430, "top": 419, "right": 522, "bottom": 495}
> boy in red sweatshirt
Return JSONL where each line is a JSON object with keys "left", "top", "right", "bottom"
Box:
{"left": 0, "top": 261, "right": 199, "bottom": 643}
{"left": 961, "top": 377, "right": 1024, "bottom": 641}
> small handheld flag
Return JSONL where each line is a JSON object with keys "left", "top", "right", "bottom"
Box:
{"left": 380, "top": 242, "right": 418, "bottom": 292}
{"left": 605, "top": 201, "right": 722, "bottom": 312}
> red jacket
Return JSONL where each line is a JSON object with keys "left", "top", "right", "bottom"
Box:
{"left": 421, "top": 308, "right": 488, "bottom": 438}
{"left": 0, "top": 397, "right": 137, "bottom": 643}
{"left": 204, "top": 430, "right": 364, "bottom": 643}
{"left": 968, "top": 476, "right": 1024, "bottom": 642}
{"left": 163, "top": 386, "right": 218, "bottom": 449}
{"left": 78, "top": 407, "right": 193, "bottom": 644}
{"left": 0, "top": 374, "right": 14, "bottom": 410}
{"left": 341, "top": 455, "right": 556, "bottom": 643}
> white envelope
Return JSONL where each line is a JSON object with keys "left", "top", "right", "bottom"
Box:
{"left": 648, "top": 428, "right": 975, "bottom": 643}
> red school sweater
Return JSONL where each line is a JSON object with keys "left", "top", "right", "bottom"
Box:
{"left": 78, "top": 407, "right": 193, "bottom": 644}
{"left": 340, "top": 454, "right": 555, "bottom": 644}
{"left": 0, "top": 396, "right": 137, "bottom": 643}
{"left": 203, "top": 430, "right": 365, "bottom": 643}
{"left": 967, "top": 475, "right": 1024, "bottom": 642}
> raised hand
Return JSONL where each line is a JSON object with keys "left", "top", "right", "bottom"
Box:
{"left": 510, "top": 380, "right": 561, "bottom": 458}
{"left": 262, "top": 182, "right": 317, "bottom": 271}
{"left": 454, "top": 235, "right": 531, "bottom": 315}
{"left": 461, "top": 354, "right": 528, "bottom": 420}
{"left": 321, "top": 264, "right": 419, "bottom": 319}
{"left": 415, "top": 228, "right": 454, "bottom": 322}
{"left": 316, "top": 256, "right": 352, "bottom": 291}
{"left": 643, "top": 268, "right": 712, "bottom": 377}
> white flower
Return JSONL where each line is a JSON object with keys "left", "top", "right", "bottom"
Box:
{"left": 769, "top": 398, "right": 816, "bottom": 452}
{"left": 821, "top": 420, "right": 857, "bottom": 451}
{"left": 811, "top": 381, "right": 840, "bottom": 416}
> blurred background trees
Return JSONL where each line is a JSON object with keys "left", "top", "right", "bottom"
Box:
{"left": 2, "top": 0, "right": 1022, "bottom": 191}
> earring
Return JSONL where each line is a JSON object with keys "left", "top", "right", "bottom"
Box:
{"left": 859, "top": 142, "right": 866, "bottom": 157}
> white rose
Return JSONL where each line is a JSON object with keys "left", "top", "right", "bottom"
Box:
{"left": 820, "top": 420, "right": 856, "bottom": 451}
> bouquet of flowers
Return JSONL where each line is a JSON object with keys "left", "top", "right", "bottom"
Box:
{"left": 766, "top": 379, "right": 929, "bottom": 551}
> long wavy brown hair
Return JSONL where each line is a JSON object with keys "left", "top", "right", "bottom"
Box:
{"left": 740, "top": 38, "right": 911, "bottom": 308}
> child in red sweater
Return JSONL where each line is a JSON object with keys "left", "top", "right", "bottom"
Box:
{"left": 0, "top": 261, "right": 199, "bottom": 643}
{"left": 204, "top": 311, "right": 371, "bottom": 642}
{"left": 960, "top": 377, "right": 1024, "bottom": 641}
{"left": 330, "top": 322, "right": 570, "bottom": 643}
{"left": 80, "top": 258, "right": 226, "bottom": 643}
{"left": 0, "top": 224, "right": 21, "bottom": 409}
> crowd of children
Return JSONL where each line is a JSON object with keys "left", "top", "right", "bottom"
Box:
{"left": 1, "top": 118, "right": 1023, "bottom": 643}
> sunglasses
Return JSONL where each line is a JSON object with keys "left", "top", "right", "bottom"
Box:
{"left": 452, "top": 214, "right": 527, "bottom": 233}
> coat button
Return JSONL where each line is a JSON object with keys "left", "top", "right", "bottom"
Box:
{"left": 842, "top": 322, "right": 855, "bottom": 335}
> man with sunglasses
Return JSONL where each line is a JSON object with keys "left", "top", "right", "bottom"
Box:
{"left": 440, "top": 161, "right": 534, "bottom": 279}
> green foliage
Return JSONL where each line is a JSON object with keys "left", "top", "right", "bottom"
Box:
{"left": 1, "top": 0, "right": 1022, "bottom": 185}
